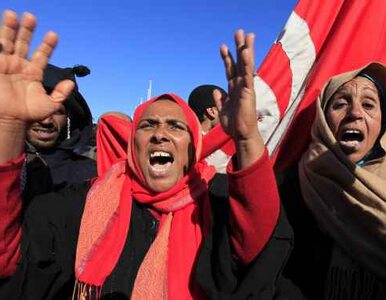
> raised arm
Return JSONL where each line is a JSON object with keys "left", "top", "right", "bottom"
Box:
{"left": 0, "top": 10, "right": 74, "bottom": 163}
{"left": 213, "top": 29, "right": 264, "bottom": 170}
{"left": 0, "top": 10, "right": 73, "bottom": 278}
{"left": 214, "top": 30, "right": 280, "bottom": 264}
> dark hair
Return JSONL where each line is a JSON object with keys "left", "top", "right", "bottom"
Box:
{"left": 188, "top": 84, "right": 227, "bottom": 122}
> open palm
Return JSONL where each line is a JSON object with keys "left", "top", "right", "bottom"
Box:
{"left": 213, "top": 30, "right": 265, "bottom": 169}
{"left": 0, "top": 10, "right": 74, "bottom": 123}
{"left": 214, "top": 30, "right": 259, "bottom": 143}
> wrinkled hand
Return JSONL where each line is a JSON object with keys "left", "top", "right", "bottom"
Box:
{"left": 214, "top": 29, "right": 264, "bottom": 169}
{"left": 0, "top": 10, "right": 74, "bottom": 124}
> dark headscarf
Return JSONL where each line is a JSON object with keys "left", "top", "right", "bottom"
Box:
{"left": 43, "top": 64, "right": 93, "bottom": 150}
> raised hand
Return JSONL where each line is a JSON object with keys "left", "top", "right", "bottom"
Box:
{"left": 0, "top": 10, "right": 74, "bottom": 163}
{"left": 0, "top": 10, "right": 74, "bottom": 123}
{"left": 214, "top": 29, "right": 265, "bottom": 169}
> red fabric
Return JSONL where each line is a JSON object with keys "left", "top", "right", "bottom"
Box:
{"left": 75, "top": 162, "right": 132, "bottom": 287}
{"left": 257, "top": 0, "right": 386, "bottom": 171}
{"left": 201, "top": 123, "right": 235, "bottom": 159}
{"left": 96, "top": 113, "right": 131, "bottom": 176}
{"left": 0, "top": 154, "right": 24, "bottom": 277}
{"left": 258, "top": 44, "right": 292, "bottom": 118}
{"left": 227, "top": 150, "right": 280, "bottom": 264}
{"left": 76, "top": 94, "right": 217, "bottom": 299}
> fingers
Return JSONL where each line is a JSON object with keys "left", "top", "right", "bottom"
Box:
{"left": 234, "top": 29, "right": 246, "bottom": 77}
{"left": 49, "top": 79, "right": 75, "bottom": 104}
{"left": 213, "top": 89, "right": 225, "bottom": 113}
{"left": 245, "top": 32, "right": 255, "bottom": 68}
{"left": 223, "top": 29, "right": 255, "bottom": 90}
{"left": 220, "top": 44, "right": 236, "bottom": 81}
{"left": 241, "top": 33, "right": 255, "bottom": 89}
{"left": 234, "top": 29, "right": 245, "bottom": 57}
{"left": 222, "top": 29, "right": 255, "bottom": 85}
{"left": 0, "top": 10, "right": 18, "bottom": 54}
{"left": 234, "top": 29, "right": 255, "bottom": 72}
{"left": 0, "top": 10, "right": 56, "bottom": 70}
{"left": 31, "top": 31, "right": 58, "bottom": 70}
{"left": 14, "top": 12, "right": 36, "bottom": 57}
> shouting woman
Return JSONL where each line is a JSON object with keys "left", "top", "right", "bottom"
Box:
{"left": 282, "top": 62, "right": 386, "bottom": 300}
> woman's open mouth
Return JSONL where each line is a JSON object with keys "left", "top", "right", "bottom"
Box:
{"left": 338, "top": 129, "right": 364, "bottom": 151}
{"left": 148, "top": 151, "right": 175, "bottom": 176}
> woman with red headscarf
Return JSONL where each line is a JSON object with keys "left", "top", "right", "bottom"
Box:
{"left": 0, "top": 10, "right": 297, "bottom": 299}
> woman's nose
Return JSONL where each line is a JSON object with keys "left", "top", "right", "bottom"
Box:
{"left": 151, "top": 125, "right": 170, "bottom": 143}
{"left": 348, "top": 101, "right": 364, "bottom": 119}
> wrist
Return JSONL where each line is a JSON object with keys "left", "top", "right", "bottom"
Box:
{"left": 0, "top": 118, "right": 27, "bottom": 164}
{"left": 235, "top": 132, "right": 265, "bottom": 170}
{"left": 0, "top": 117, "right": 28, "bottom": 130}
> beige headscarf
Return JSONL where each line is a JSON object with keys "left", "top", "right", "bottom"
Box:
{"left": 298, "top": 62, "right": 386, "bottom": 279}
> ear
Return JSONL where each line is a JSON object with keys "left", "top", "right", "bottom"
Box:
{"left": 205, "top": 106, "right": 219, "bottom": 120}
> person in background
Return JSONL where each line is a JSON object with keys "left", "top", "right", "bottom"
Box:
{"left": 281, "top": 62, "right": 386, "bottom": 299}
{"left": 23, "top": 64, "right": 96, "bottom": 200}
{"left": 188, "top": 84, "right": 231, "bottom": 174}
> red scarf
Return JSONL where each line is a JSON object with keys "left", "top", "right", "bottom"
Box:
{"left": 96, "top": 112, "right": 131, "bottom": 176}
{"left": 74, "top": 94, "right": 216, "bottom": 299}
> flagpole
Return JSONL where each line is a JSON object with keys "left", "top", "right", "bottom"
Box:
{"left": 147, "top": 80, "right": 152, "bottom": 100}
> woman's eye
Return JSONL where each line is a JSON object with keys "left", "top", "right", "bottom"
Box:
{"left": 170, "top": 123, "right": 187, "bottom": 131}
{"left": 332, "top": 101, "right": 347, "bottom": 109}
{"left": 363, "top": 102, "right": 375, "bottom": 110}
{"left": 138, "top": 122, "right": 154, "bottom": 129}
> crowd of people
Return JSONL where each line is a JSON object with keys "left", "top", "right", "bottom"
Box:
{"left": 0, "top": 8, "right": 385, "bottom": 300}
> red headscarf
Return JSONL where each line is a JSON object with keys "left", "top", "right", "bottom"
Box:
{"left": 96, "top": 112, "right": 131, "bottom": 176}
{"left": 75, "top": 94, "right": 216, "bottom": 299}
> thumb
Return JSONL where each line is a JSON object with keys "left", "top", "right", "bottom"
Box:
{"left": 49, "top": 79, "right": 75, "bottom": 103}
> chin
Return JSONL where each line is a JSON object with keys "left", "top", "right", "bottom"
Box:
{"left": 346, "top": 152, "right": 366, "bottom": 164}
{"left": 146, "top": 179, "right": 177, "bottom": 193}
{"left": 29, "top": 139, "right": 57, "bottom": 150}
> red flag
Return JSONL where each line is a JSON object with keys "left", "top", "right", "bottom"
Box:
{"left": 97, "top": 0, "right": 386, "bottom": 173}
{"left": 255, "top": 0, "right": 386, "bottom": 171}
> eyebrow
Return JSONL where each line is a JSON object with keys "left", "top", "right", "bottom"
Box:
{"left": 137, "top": 118, "right": 189, "bottom": 127}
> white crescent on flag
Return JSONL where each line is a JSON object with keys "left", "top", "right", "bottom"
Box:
{"left": 255, "top": 10, "right": 316, "bottom": 155}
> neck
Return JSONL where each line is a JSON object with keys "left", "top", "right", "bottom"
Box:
{"left": 200, "top": 119, "right": 212, "bottom": 134}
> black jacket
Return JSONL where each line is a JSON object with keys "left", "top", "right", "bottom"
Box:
{"left": 0, "top": 174, "right": 301, "bottom": 299}
{"left": 279, "top": 166, "right": 386, "bottom": 300}
{"left": 24, "top": 64, "right": 96, "bottom": 201}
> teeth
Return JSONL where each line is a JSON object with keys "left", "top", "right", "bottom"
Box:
{"left": 150, "top": 151, "right": 171, "bottom": 158}
{"left": 344, "top": 129, "right": 361, "bottom": 134}
{"left": 36, "top": 130, "right": 54, "bottom": 134}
